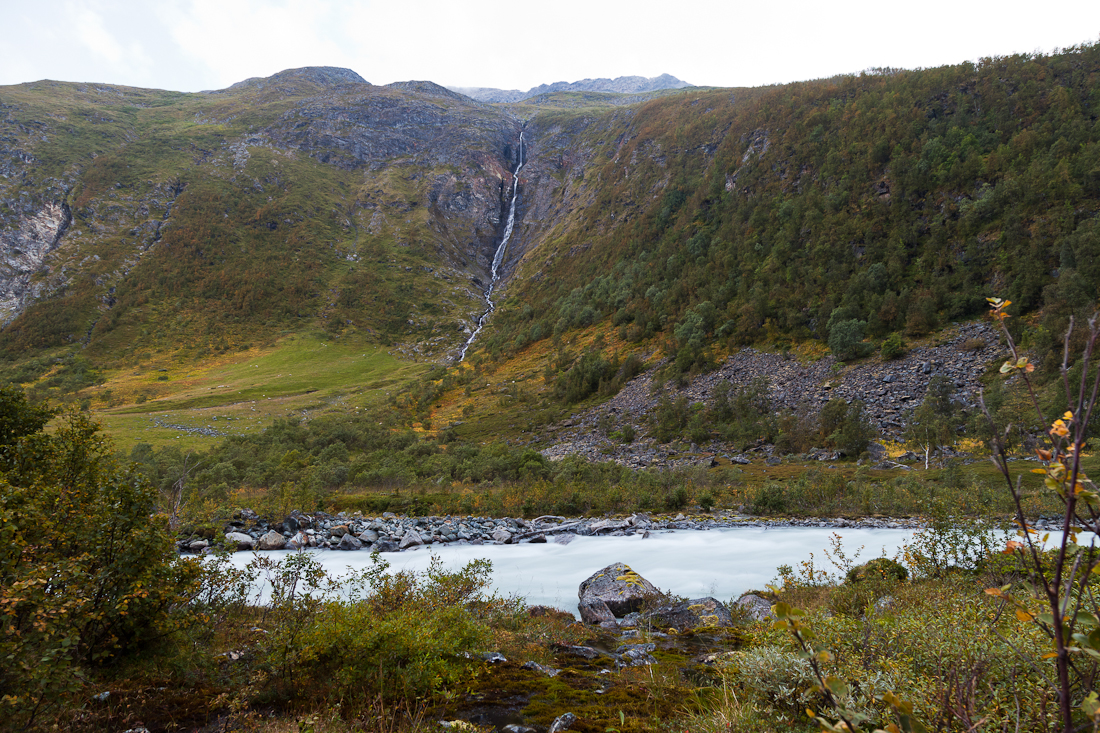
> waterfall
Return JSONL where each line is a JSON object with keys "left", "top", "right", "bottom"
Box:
{"left": 458, "top": 133, "right": 524, "bottom": 361}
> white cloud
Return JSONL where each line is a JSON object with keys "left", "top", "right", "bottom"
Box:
{"left": 0, "top": 0, "right": 1097, "bottom": 92}
{"left": 157, "top": 0, "right": 360, "bottom": 88}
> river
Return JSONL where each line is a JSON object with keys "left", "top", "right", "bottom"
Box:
{"left": 222, "top": 526, "right": 919, "bottom": 613}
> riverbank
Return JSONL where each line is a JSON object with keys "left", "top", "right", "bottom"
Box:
{"left": 182, "top": 507, "right": 1042, "bottom": 555}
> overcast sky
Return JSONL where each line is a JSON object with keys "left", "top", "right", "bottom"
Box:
{"left": 1, "top": 0, "right": 1097, "bottom": 93}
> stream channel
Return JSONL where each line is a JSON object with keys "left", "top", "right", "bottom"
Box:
{"left": 458, "top": 132, "right": 525, "bottom": 360}
{"left": 224, "top": 526, "right": 921, "bottom": 613}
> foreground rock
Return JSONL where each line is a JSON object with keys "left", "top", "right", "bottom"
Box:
{"left": 734, "top": 593, "right": 775, "bottom": 622}
{"left": 576, "top": 563, "right": 740, "bottom": 634}
{"left": 645, "top": 597, "right": 734, "bottom": 631}
{"left": 578, "top": 563, "right": 659, "bottom": 620}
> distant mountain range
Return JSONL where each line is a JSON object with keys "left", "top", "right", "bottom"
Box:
{"left": 448, "top": 74, "right": 693, "bottom": 103}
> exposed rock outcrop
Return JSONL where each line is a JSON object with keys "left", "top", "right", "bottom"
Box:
{"left": 0, "top": 201, "right": 71, "bottom": 324}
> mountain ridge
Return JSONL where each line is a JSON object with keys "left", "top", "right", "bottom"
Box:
{"left": 2, "top": 47, "right": 1099, "bottom": 437}
{"left": 448, "top": 73, "right": 693, "bottom": 103}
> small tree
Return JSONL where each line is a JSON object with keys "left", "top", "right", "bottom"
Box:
{"left": 0, "top": 389, "right": 195, "bottom": 728}
{"left": 828, "top": 319, "right": 872, "bottom": 361}
{"left": 820, "top": 398, "right": 875, "bottom": 457}
{"left": 903, "top": 375, "right": 960, "bottom": 468}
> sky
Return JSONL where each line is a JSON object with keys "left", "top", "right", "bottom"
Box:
{"left": 1, "top": 0, "right": 1098, "bottom": 93}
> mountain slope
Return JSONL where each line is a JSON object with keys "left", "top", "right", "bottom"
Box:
{"left": 3, "top": 46, "right": 1100, "bottom": 441}
{"left": 474, "top": 47, "right": 1100, "bottom": 382}
{"left": 0, "top": 68, "right": 524, "bottom": 366}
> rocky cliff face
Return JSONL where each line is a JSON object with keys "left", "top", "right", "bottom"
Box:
{"left": 0, "top": 201, "right": 71, "bottom": 324}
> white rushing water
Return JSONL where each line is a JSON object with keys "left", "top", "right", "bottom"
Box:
{"left": 224, "top": 526, "right": 917, "bottom": 613}
{"left": 458, "top": 133, "right": 525, "bottom": 361}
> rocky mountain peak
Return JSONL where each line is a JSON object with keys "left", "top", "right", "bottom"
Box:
{"left": 385, "top": 80, "right": 470, "bottom": 101}
{"left": 211, "top": 66, "right": 369, "bottom": 94}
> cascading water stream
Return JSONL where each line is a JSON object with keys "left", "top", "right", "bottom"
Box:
{"left": 458, "top": 133, "right": 524, "bottom": 361}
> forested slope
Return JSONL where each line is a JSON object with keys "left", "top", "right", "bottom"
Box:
{"left": 483, "top": 45, "right": 1100, "bottom": 377}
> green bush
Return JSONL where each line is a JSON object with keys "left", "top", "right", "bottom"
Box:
{"left": 845, "top": 557, "right": 909, "bottom": 584}
{"left": 664, "top": 485, "right": 690, "bottom": 511}
{"left": 258, "top": 554, "right": 507, "bottom": 705}
{"left": 752, "top": 483, "right": 788, "bottom": 515}
{"left": 0, "top": 388, "right": 195, "bottom": 728}
{"left": 828, "top": 319, "right": 873, "bottom": 361}
{"left": 880, "top": 332, "right": 906, "bottom": 360}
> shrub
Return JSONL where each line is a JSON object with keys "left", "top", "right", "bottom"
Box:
{"left": 752, "top": 483, "right": 788, "bottom": 514}
{"left": 664, "top": 485, "right": 689, "bottom": 511}
{"left": 880, "top": 332, "right": 906, "bottom": 360}
{"left": 0, "top": 390, "right": 194, "bottom": 728}
{"left": 828, "top": 319, "right": 872, "bottom": 361}
{"left": 845, "top": 557, "right": 909, "bottom": 584}
{"left": 261, "top": 554, "right": 506, "bottom": 705}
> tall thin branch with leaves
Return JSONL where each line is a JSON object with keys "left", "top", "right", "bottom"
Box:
{"left": 981, "top": 297, "right": 1100, "bottom": 733}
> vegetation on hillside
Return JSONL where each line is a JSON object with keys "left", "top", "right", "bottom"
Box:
{"left": 485, "top": 44, "right": 1100, "bottom": 385}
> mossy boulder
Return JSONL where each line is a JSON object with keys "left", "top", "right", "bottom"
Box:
{"left": 644, "top": 597, "right": 734, "bottom": 631}
{"left": 578, "top": 562, "right": 659, "bottom": 619}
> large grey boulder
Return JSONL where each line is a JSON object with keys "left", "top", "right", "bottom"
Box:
{"left": 255, "top": 530, "right": 287, "bottom": 551}
{"left": 399, "top": 529, "right": 424, "bottom": 549}
{"left": 338, "top": 533, "right": 363, "bottom": 551}
{"left": 734, "top": 593, "right": 775, "bottom": 622}
{"left": 287, "top": 531, "right": 311, "bottom": 550}
{"left": 224, "top": 531, "right": 253, "bottom": 551}
{"left": 578, "top": 599, "right": 617, "bottom": 625}
{"left": 578, "top": 563, "right": 659, "bottom": 617}
{"left": 645, "top": 597, "right": 734, "bottom": 631}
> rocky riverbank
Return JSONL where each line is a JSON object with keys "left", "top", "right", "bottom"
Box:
{"left": 183, "top": 508, "right": 1000, "bottom": 555}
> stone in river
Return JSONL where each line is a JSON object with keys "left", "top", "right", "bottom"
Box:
{"left": 224, "top": 531, "right": 253, "bottom": 551}
{"left": 338, "top": 533, "right": 362, "bottom": 551}
{"left": 399, "top": 530, "right": 424, "bottom": 549}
